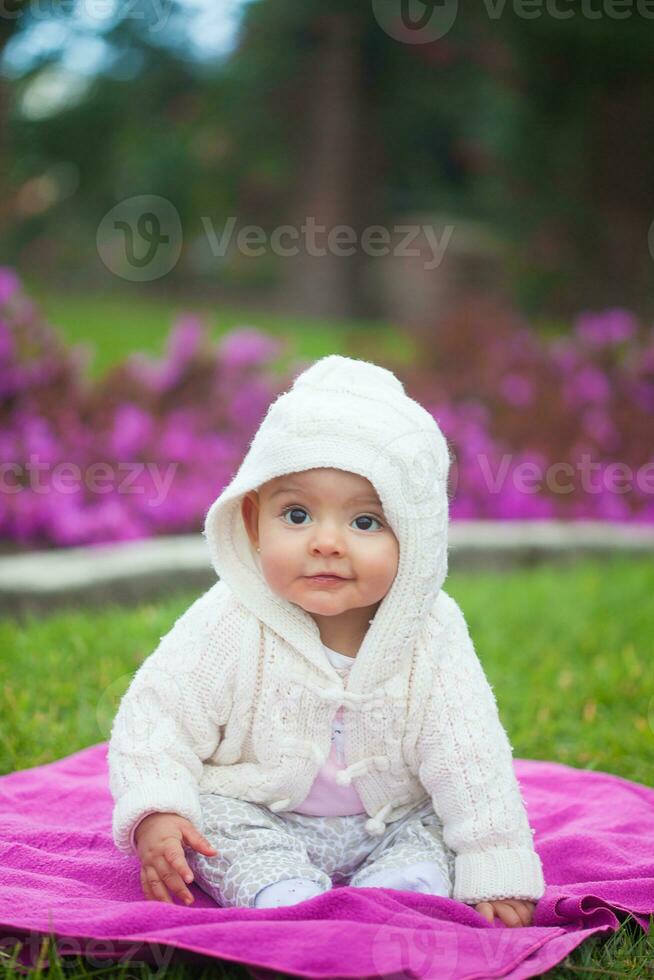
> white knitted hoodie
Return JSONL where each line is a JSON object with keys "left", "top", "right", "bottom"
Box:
{"left": 107, "top": 354, "right": 545, "bottom": 905}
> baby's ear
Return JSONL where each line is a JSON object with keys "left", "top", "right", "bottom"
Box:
{"left": 241, "top": 491, "right": 259, "bottom": 541}
{"left": 240, "top": 492, "right": 252, "bottom": 521}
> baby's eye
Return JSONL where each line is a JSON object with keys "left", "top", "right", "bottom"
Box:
{"left": 281, "top": 507, "right": 310, "bottom": 526}
{"left": 352, "top": 514, "right": 382, "bottom": 531}
{"left": 280, "top": 508, "right": 383, "bottom": 531}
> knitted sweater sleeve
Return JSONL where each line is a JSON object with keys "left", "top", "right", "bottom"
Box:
{"left": 107, "top": 587, "right": 237, "bottom": 857}
{"left": 416, "top": 592, "right": 545, "bottom": 905}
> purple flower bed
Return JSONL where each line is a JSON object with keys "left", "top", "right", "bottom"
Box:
{"left": 0, "top": 269, "right": 302, "bottom": 549}
{"left": 1, "top": 271, "right": 653, "bottom": 551}
{"left": 389, "top": 300, "right": 654, "bottom": 523}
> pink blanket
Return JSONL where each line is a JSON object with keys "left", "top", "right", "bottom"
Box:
{"left": 0, "top": 743, "right": 652, "bottom": 979}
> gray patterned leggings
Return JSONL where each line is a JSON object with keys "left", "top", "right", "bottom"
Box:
{"left": 185, "top": 792, "right": 456, "bottom": 908}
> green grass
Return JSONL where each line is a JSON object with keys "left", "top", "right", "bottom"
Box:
{"left": 1, "top": 555, "right": 653, "bottom": 977}
{"left": 22, "top": 279, "right": 416, "bottom": 379}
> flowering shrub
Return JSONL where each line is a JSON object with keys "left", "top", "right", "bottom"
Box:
{"left": 0, "top": 268, "right": 298, "bottom": 549}
{"left": 1, "top": 270, "right": 653, "bottom": 551}
{"left": 351, "top": 299, "right": 654, "bottom": 523}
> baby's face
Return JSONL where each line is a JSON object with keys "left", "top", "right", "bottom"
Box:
{"left": 241, "top": 468, "right": 399, "bottom": 619}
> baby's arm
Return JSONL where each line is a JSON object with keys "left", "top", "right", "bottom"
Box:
{"left": 107, "top": 587, "right": 236, "bottom": 859}
{"left": 416, "top": 591, "right": 545, "bottom": 911}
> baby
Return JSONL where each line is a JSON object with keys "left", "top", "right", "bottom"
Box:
{"left": 108, "top": 354, "right": 545, "bottom": 925}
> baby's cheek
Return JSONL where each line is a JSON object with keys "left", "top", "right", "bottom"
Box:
{"left": 260, "top": 555, "right": 293, "bottom": 595}
{"left": 365, "top": 562, "right": 395, "bottom": 598}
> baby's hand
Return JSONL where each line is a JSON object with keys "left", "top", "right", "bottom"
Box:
{"left": 134, "top": 811, "right": 217, "bottom": 905}
{"left": 474, "top": 899, "right": 535, "bottom": 927}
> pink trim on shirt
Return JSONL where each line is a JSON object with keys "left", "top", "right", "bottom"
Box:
{"left": 292, "top": 644, "right": 365, "bottom": 816}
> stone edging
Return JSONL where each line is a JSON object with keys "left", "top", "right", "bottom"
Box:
{"left": 1, "top": 520, "right": 652, "bottom": 617}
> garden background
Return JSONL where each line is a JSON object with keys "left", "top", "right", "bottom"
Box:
{"left": 0, "top": 1, "right": 653, "bottom": 978}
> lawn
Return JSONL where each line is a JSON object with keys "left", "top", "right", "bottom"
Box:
{"left": 1, "top": 555, "right": 653, "bottom": 977}
{"left": 22, "top": 279, "right": 416, "bottom": 379}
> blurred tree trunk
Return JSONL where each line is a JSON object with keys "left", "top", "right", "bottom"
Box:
{"left": 498, "top": 22, "right": 654, "bottom": 317}
{"left": 523, "top": 75, "right": 654, "bottom": 317}
{"left": 585, "top": 80, "right": 654, "bottom": 313}
{"left": 0, "top": 1, "right": 26, "bottom": 255}
{"left": 279, "top": 11, "right": 376, "bottom": 319}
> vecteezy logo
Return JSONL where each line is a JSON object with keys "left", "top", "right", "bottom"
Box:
{"left": 372, "top": 0, "right": 459, "bottom": 43}
{"left": 369, "top": 906, "right": 459, "bottom": 978}
{"left": 96, "top": 194, "right": 182, "bottom": 281}
{"left": 98, "top": 667, "right": 182, "bottom": 755}
{"left": 371, "top": 426, "right": 450, "bottom": 517}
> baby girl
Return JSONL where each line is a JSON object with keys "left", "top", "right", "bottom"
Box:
{"left": 108, "top": 354, "right": 545, "bottom": 925}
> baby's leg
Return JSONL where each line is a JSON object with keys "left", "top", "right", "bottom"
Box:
{"left": 351, "top": 859, "right": 450, "bottom": 896}
{"left": 349, "top": 799, "right": 454, "bottom": 897}
{"left": 252, "top": 876, "right": 326, "bottom": 908}
{"left": 185, "top": 793, "right": 332, "bottom": 908}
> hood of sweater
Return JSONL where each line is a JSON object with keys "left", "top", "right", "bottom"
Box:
{"left": 203, "top": 354, "right": 451, "bottom": 692}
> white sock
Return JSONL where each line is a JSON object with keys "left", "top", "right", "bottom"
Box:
{"left": 253, "top": 876, "right": 327, "bottom": 908}
{"left": 356, "top": 860, "right": 450, "bottom": 896}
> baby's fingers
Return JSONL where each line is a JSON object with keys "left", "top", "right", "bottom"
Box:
{"left": 495, "top": 902, "right": 524, "bottom": 927}
{"left": 163, "top": 842, "right": 197, "bottom": 888}
{"left": 475, "top": 902, "right": 494, "bottom": 923}
{"left": 181, "top": 824, "right": 217, "bottom": 858}
{"left": 156, "top": 853, "right": 194, "bottom": 905}
{"left": 142, "top": 863, "right": 173, "bottom": 904}
{"left": 140, "top": 865, "right": 153, "bottom": 901}
{"left": 507, "top": 900, "right": 534, "bottom": 926}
